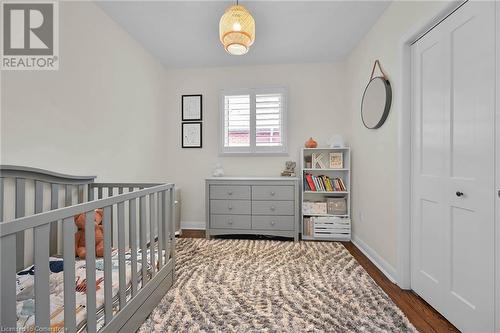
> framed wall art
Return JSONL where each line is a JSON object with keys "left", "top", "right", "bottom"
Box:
{"left": 329, "top": 152, "right": 343, "bottom": 169}
{"left": 182, "top": 122, "right": 202, "bottom": 148}
{"left": 182, "top": 94, "right": 202, "bottom": 121}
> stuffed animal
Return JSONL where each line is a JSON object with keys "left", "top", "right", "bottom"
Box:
{"left": 74, "top": 209, "right": 104, "bottom": 259}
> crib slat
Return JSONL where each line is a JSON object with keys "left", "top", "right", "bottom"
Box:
{"left": 35, "top": 181, "right": 43, "bottom": 213}
{"left": 85, "top": 210, "right": 97, "bottom": 332}
{"left": 15, "top": 178, "right": 25, "bottom": 271}
{"left": 78, "top": 184, "right": 84, "bottom": 203}
{"left": 50, "top": 184, "right": 59, "bottom": 255}
{"left": 157, "top": 191, "right": 164, "bottom": 268}
{"left": 169, "top": 189, "right": 176, "bottom": 277}
{"left": 65, "top": 185, "right": 73, "bottom": 206}
{"left": 103, "top": 206, "right": 113, "bottom": 324}
{"left": 34, "top": 223, "right": 50, "bottom": 329}
{"left": 51, "top": 184, "right": 59, "bottom": 209}
{"left": 129, "top": 198, "right": 138, "bottom": 297}
{"left": 88, "top": 184, "right": 94, "bottom": 201}
{"left": 117, "top": 201, "right": 126, "bottom": 309}
{"left": 35, "top": 179, "right": 49, "bottom": 318}
{"left": 108, "top": 187, "right": 114, "bottom": 245}
{"left": 62, "top": 217, "right": 76, "bottom": 332}
{"left": 0, "top": 178, "right": 4, "bottom": 222}
{"left": 34, "top": 181, "right": 50, "bottom": 328}
{"left": 0, "top": 234, "right": 16, "bottom": 328}
{"left": 149, "top": 193, "right": 156, "bottom": 277}
{"left": 162, "top": 190, "right": 169, "bottom": 264}
{"left": 140, "top": 196, "right": 148, "bottom": 285}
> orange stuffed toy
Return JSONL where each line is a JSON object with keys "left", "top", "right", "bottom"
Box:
{"left": 74, "top": 209, "right": 104, "bottom": 259}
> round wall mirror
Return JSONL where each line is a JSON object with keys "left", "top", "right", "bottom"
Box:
{"left": 361, "top": 76, "right": 392, "bottom": 129}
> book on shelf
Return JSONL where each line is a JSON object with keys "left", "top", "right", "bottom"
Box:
{"left": 305, "top": 173, "right": 316, "bottom": 191}
{"left": 304, "top": 173, "right": 346, "bottom": 192}
{"left": 303, "top": 217, "right": 313, "bottom": 236}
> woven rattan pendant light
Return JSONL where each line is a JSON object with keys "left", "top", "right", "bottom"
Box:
{"left": 219, "top": 2, "right": 255, "bottom": 55}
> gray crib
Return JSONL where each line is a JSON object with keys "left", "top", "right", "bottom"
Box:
{"left": 0, "top": 165, "right": 176, "bottom": 332}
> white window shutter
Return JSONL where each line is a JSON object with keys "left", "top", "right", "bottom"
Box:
{"left": 224, "top": 94, "right": 250, "bottom": 147}
{"left": 255, "top": 93, "right": 283, "bottom": 147}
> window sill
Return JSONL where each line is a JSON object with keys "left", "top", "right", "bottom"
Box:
{"left": 219, "top": 151, "right": 289, "bottom": 157}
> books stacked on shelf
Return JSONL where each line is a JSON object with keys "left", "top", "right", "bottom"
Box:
{"left": 303, "top": 173, "right": 346, "bottom": 192}
{"left": 303, "top": 217, "right": 314, "bottom": 236}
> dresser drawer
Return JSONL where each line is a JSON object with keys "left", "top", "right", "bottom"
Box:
{"left": 211, "top": 215, "right": 251, "bottom": 229}
{"left": 210, "top": 200, "right": 251, "bottom": 215}
{"left": 252, "top": 216, "right": 294, "bottom": 231}
{"left": 210, "top": 185, "right": 251, "bottom": 200}
{"left": 252, "top": 201, "right": 294, "bottom": 215}
{"left": 252, "top": 185, "right": 294, "bottom": 201}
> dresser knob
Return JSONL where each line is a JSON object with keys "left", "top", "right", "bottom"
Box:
{"left": 270, "top": 206, "right": 276, "bottom": 211}
{"left": 228, "top": 219, "right": 233, "bottom": 225}
{"left": 270, "top": 221, "right": 276, "bottom": 226}
{"left": 228, "top": 205, "right": 233, "bottom": 210}
{"left": 228, "top": 191, "right": 233, "bottom": 195}
{"left": 270, "top": 191, "right": 276, "bottom": 196}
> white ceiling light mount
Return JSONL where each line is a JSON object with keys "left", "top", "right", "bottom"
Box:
{"left": 219, "top": 1, "right": 255, "bottom": 56}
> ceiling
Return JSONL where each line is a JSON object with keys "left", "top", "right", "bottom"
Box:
{"left": 97, "top": 1, "right": 390, "bottom": 69}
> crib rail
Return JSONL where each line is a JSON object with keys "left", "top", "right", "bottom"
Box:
{"left": 0, "top": 166, "right": 176, "bottom": 333}
{"left": 0, "top": 166, "right": 97, "bottom": 269}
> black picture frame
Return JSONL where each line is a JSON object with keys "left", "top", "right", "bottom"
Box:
{"left": 182, "top": 94, "right": 203, "bottom": 121}
{"left": 181, "top": 122, "right": 202, "bottom": 148}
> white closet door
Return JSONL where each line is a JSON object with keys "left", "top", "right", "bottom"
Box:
{"left": 411, "top": 2, "right": 496, "bottom": 332}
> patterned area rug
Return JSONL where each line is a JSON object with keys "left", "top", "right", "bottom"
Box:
{"left": 139, "top": 238, "right": 417, "bottom": 332}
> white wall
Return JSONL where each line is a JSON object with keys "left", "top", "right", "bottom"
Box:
{"left": 163, "top": 63, "right": 349, "bottom": 228}
{"left": 345, "top": 1, "right": 452, "bottom": 272}
{"left": 0, "top": 0, "right": 461, "bottom": 281}
{"left": 1, "top": 2, "right": 169, "bottom": 182}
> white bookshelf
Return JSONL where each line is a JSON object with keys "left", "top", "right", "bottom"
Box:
{"left": 300, "top": 147, "right": 351, "bottom": 241}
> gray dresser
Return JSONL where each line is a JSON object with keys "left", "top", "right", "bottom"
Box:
{"left": 205, "top": 177, "right": 299, "bottom": 241}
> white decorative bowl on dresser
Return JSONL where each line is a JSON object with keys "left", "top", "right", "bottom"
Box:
{"left": 205, "top": 177, "right": 300, "bottom": 241}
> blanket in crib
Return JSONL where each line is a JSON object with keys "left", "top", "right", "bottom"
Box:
{"left": 16, "top": 249, "right": 160, "bottom": 331}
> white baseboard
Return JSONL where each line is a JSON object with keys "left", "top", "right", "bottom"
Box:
{"left": 181, "top": 221, "right": 206, "bottom": 230}
{"left": 352, "top": 234, "right": 398, "bottom": 284}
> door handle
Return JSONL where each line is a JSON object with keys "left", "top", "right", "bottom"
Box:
{"left": 456, "top": 191, "right": 464, "bottom": 197}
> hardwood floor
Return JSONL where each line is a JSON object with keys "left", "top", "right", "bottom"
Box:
{"left": 179, "top": 229, "right": 459, "bottom": 333}
{"left": 341, "top": 242, "right": 459, "bottom": 333}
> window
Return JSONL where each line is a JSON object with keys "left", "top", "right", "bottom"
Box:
{"left": 220, "top": 88, "right": 287, "bottom": 155}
